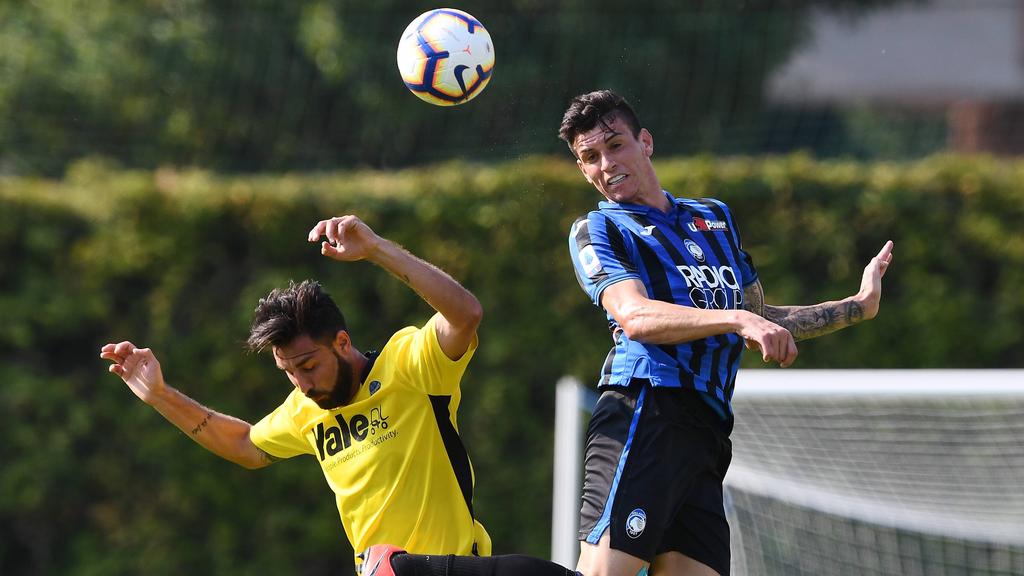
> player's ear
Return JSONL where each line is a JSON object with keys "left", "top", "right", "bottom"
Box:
{"left": 640, "top": 129, "right": 654, "bottom": 157}
{"left": 332, "top": 330, "right": 350, "bottom": 353}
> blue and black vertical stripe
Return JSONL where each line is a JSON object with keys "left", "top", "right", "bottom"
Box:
{"left": 568, "top": 195, "right": 758, "bottom": 410}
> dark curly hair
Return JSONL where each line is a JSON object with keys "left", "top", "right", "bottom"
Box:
{"left": 558, "top": 89, "right": 642, "bottom": 152}
{"left": 246, "top": 279, "right": 347, "bottom": 352}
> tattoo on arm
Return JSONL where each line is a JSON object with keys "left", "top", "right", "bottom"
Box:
{"left": 744, "top": 280, "right": 867, "bottom": 341}
{"left": 763, "top": 300, "right": 865, "bottom": 342}
{"left": 256, "top": 448, "right": 281, "bottom": 466}
{"left": 742, "top": 281, "right": 765, "bottom": 316}
{"left": 190, "top": 411, "right": 214, "bottom": 437}
{"left": 845, "top": 300, "right": 865, "bottom": 324}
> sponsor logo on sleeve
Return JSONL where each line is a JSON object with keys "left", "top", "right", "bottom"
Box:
{"left": 578, "top": 245, "right": 604, "bottom": 278}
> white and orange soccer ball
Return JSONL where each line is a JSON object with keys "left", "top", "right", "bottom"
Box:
{"left": 396, "top": 8, "right": 495, "bottom": 106}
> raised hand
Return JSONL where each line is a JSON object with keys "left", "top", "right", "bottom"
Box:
{"left": 307, "top": 215, "right": 382, "bottom": 262}
{"left": 856, "top": 240, "right": 894, "bottom": 320}
{"left": 99, "top": 341, "right": 167, "bottom": 405}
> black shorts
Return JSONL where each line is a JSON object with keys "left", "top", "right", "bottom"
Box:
{"left": 578, "top": 380, "right": 733, "bottom": 576}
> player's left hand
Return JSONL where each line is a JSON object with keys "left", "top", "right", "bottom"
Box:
{"left": 308, "top": 215, "right": 382, "bottom": 262}
{"left": 855, "top": 240, "right": 894, "bottom": 320}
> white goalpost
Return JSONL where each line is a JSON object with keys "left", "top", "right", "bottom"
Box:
{"left": 552, "top": 370, "right": 1024, "bottom": 574}
{"left": 551, "top": 376, "right": 600, "bottom": 569}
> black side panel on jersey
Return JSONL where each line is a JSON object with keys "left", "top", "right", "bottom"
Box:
{"left": 429, "top": 395, "right": 474, "bottom": 517}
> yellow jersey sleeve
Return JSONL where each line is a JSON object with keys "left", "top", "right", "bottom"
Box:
{"left": 250, "top": 390, "right": 315, "bottom": 459}
{"left": 396, "top": 313, "right": 477, "bottom": 395}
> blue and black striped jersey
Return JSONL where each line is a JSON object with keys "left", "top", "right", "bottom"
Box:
{"left": 568, "top": 191, "right": 758, "bottom": 414}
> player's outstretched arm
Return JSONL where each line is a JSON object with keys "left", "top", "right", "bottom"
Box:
{"left": 602, "top": 279, "right": 799, "bottom": 367}
{"left": 99, "top": 341, "right": 279, "bottom": 469}
{"left": 744, "top": 241, "right": 894, "bottom": 342}
{"left": 308, "top": 215, "right": 482, "bottom": 360}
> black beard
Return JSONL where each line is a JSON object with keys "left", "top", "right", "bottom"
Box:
{"left": 315, "top": 350, "right": 356, "bottom": 409}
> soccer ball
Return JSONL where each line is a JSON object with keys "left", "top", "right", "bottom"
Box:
{"left": 396, "top": 8, "right": 495, "bottom": 106}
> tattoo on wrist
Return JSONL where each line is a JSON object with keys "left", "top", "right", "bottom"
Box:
{"left": 190, "top": 411, "right": 214, "bottom": 436}
{"left": 846, "top": 300, "right": 864, "bottom": 324}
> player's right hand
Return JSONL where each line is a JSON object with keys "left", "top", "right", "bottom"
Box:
{"left": 737, "top": 312, "right": 798, "bottom": 368}
{"left": 99, "top": 341, "right": 167, "bottom": 405}
{"left": 307, "top": 215, "right": 382, "bottom": 262}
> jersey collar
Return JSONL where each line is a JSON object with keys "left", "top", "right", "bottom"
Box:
{"left": 598, "top": 190, "right": 680, "bottom": 214}
{"left": 360, "top": 350, "right": 380, "bottom": 383}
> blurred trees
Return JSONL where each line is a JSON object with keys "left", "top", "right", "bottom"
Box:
{"left": 1, "top": 154, "right": 1022, "bottom": 574}
{"left": 0, "top": 0, "right": 910, "bottom": 176}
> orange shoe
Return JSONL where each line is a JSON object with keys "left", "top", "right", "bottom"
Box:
{"left": 357, "top": 544, "right": 406, "bottom": 576}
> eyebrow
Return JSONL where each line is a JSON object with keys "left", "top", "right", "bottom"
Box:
{"left": 274, "top": 349, "right": 319, "bottom": 369}
{"left": 576, "top": 130, "right": 622, "bottom": 156}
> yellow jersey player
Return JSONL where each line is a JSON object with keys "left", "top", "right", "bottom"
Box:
{"left": 100, "top": 215, "right": 491, "bottom": 571}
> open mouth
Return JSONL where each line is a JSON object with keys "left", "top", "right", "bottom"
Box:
{"left": 607, "top": 174, "right": 627, "bottom": 185}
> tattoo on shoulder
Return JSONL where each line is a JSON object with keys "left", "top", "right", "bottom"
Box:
{"left": 190, "top": 411, "right": 214, "bottom": 437}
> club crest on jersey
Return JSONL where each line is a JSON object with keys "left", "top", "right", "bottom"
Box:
{"left": 626, "top": 508, "right": 647, "bottom": 539}
{"left": 683, "top": 239, "right": 705, "bottom": 262}
{"left": 688, "top": 216, "right": 728, "bottom": 233}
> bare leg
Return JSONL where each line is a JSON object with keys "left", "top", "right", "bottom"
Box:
{"left": 575, "top": 536, "right": 722, "bottom": 576}
{"left": 649, "top": 551, "right": 720, "bottom": 576}
{"left": 576, "top": 532, "right": 648, "bottom": 576}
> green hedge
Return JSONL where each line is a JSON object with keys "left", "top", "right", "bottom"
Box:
{"left": 2, "top": 154, "right": 1022, "bottom": 575}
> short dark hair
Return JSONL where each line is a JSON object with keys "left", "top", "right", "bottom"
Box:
{"left": 558, "top": 89, "right": 642, "bottom": 150}
{"left": 246, "top": 280, "right": 347, "bottom": 352}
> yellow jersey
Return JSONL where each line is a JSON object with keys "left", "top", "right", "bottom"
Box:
{"left": 250, "top": 314, "right": 491, "bottom": 563}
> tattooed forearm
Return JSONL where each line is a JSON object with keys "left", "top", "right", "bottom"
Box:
{"left": 744, "top": 279, "right": 869, "bottom": 341}
{"left": 190, "top": 411, "right": 214, "bottom": 436}
{"left": 763, "top": 299, "right": 865, "bottom": 341}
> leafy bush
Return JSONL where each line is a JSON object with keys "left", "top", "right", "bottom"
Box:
{"left": 1, "top": 154, "right": 1021, "bottom": 574}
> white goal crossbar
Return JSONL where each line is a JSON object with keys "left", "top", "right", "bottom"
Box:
{"left": 734, "top": 369, "right": 1023, "bottom": 397}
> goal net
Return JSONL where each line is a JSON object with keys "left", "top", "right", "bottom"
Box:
{"left": 552, "top": 370, "right": 1024, "bottom": 575}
